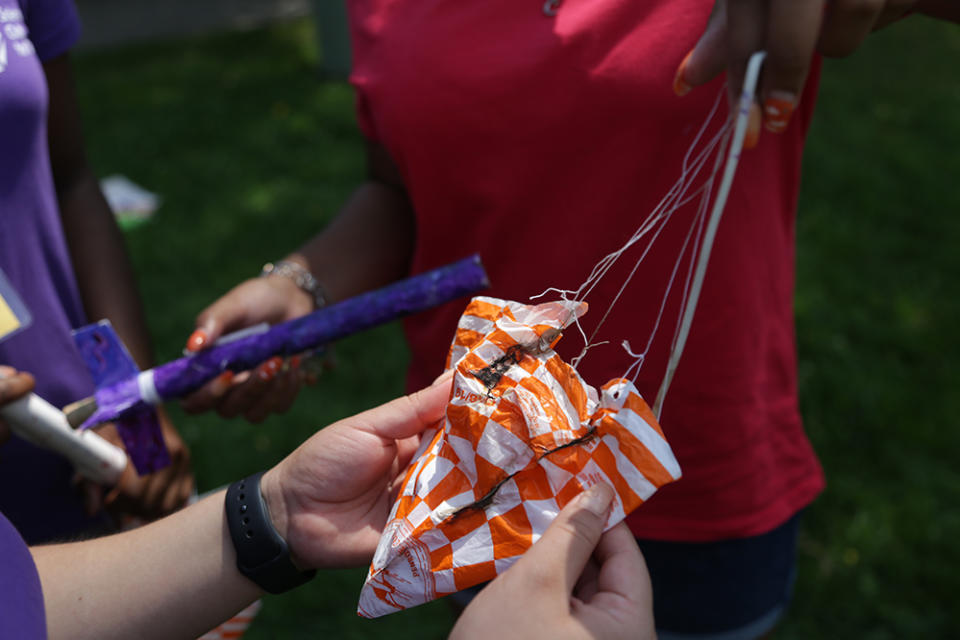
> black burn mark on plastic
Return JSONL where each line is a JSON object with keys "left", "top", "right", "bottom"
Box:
{"left": 444, "top": 426, "right": 598, "bottom": 523}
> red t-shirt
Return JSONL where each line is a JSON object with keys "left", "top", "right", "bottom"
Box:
{"left": 348, "top": 0, "right": 825, "bottom": 541}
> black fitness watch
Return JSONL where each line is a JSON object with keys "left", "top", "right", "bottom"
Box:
{"left": 225, "top": 471, "right": 316, "bottom": 594}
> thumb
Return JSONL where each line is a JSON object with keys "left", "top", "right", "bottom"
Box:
{"left": 186, "top": 290, "right": 250, "bottom": 352}
{"left": 186, "top": 310, "right": 222, "bottom": 352}
{"left": 0, "top": 367, "right": 36, "bottom": 403}
{"left": 346, "top": 369, "right": 453, "bottom": 442}
{"left": 522, "top": 482, "right": 615, "bottom": 591}
{"left": 186, "top": 278, "right": 294, "bottom": 352}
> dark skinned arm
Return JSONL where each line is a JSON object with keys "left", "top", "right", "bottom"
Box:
{"left": 43, "top": 53, "right": 193, "bottom": 518}
{"left": 183, "top": 140, "right": 416, "bottom": 419}
{"left": 44, "top": 54, "right": 155, "bottom": 369}
{"left": 291, "top": 140, "right": 417, "bottom": 301}
{"left": 914, "top": 0, "right": 960, "bottom": 23}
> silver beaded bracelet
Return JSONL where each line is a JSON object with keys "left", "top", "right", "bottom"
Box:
{"left": 260, "top": 260, "right": 328, "bottom": 310}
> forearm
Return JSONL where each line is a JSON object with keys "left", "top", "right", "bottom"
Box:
{"left": 33, "top": 491, "right": 260, "bottom": 640}
{"left": 286, "top": 180, "right": 416, "bottom": 303}
{"left": 58, "top": 174, "right": 156, "bottom": 367}
{"left": 45, "top": 53, "right": 156, "bottom": 368}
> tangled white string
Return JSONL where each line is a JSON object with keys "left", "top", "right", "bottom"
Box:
{"left": 532, "top": 51, "right": 767, "bottom": 419}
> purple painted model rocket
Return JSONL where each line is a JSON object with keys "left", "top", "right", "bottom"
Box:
{"left": 73, "top": 255, "right": 489, "bottom": 474}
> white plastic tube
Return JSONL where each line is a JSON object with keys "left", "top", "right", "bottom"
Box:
{"left": 1, "top": 393, "right": 128, "bottom": 485}
{"left": 653, "top": 51, "right": 768, "bottom": 419}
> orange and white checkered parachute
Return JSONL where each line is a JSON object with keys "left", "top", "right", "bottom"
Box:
{"left": 357, "top": 296, "right": 681, "bottom": 618}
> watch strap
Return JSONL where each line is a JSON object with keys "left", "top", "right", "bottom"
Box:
{"left": 225, "top": 471, "right": 316, "bottom": 594}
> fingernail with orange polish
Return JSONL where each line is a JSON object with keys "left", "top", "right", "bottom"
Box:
{"left": 257, "top": 357, "right": 282, "bottom": 381}
{"left": 186, "top": 329, "right": 208, "bottom": 352}
{"left": 763, "top": 91, "right": 796, "bottom": 133}
{"left": 744, "top": 102, "right": 762, "bottom": 149}
{"left": 673, "top": 50, "right": 694, "bottom": 97}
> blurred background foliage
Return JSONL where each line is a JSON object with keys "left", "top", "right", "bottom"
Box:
{"left": 71, "top": 13, "right": 958, "bottom": 639}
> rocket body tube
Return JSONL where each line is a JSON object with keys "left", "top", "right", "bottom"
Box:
{"left": 80, "top": 255, "right": 489, "bottom": 429}
{"left": 1, "top": 393, "right": 127, "bottom": 485}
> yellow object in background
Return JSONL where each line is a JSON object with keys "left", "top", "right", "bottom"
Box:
{"left": 0, "top": 293, "right": 21, "bottom": 338}
{"left": 0, "top": 267, "right": 31, "bottom": 342}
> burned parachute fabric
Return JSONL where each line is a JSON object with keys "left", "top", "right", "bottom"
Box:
{"left": 358, "top": 297, "right": 681, "bottom": 617}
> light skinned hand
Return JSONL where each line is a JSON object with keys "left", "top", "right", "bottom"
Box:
{"left": 259, "top": 369, "right": 454, "bottom": 569}
{"left": 450, "top": 482, "right": 656, "bottom": 640}
{"left": 674, "top": 0, "right": 919, "bottom": 144}
{"left": 181, "top": 271, "right": 315, "bottom": 422}
{"left": 0, "top": 366, "right": 36, "bottom": 446}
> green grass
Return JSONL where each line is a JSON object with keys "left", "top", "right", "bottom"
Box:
{"left": 72, "top": 16, "right": 960, "bottom": 639}
{"left": 787, "top": 16, "right": 960, "bottom": 639}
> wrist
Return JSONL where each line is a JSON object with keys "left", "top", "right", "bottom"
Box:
{"left": 259, "top": 467, "right": 298, "bottom": 566}
{"left": 224, "top": 471, "right": 315, "bottom": 593}
{"left": 260, "top": 259, "right": 328, "bottom": 310}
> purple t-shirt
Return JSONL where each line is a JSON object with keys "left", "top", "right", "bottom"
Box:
{"left": 0, "top": 511, "right": 46, "bottom": 638}
{"left": 0, "top": 0, "right": 102, "bottom": 542}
